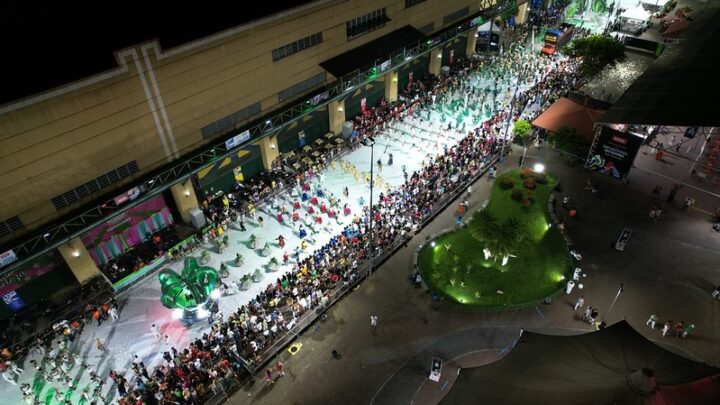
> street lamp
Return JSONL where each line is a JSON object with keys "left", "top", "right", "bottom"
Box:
{"left": 361, "top": 136, "right": 376, "bottom": 277}
{"left": 499, "top": 86, "right": 519, "bottom": 163}
{"left": 600, "top": 283, "right": 624, "bottom": 328}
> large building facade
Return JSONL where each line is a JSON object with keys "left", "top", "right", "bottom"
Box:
{"left": 0, "top": 0, "right": 530, "bottom": 313}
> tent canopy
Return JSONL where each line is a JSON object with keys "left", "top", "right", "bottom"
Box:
{"left": 531, "top": 97, "right": 606, "bottom": 142}
{"left": 662, "top": 20, "right": 690, "bottom": 38}
{"left": 442, "top": 321, "right": 720, "bottom": 405}
{"left": 621, "top": 6, "right": 651, "bottom": 22}
{"left": 600, "top": 1, "right": 720, "bottom": 127}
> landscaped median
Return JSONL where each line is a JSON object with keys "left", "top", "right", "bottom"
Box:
{"left": 417, "top": 168, "right": 571, "bottom": 308}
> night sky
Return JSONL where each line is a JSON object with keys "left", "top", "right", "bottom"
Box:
{"left": 0, "top": 0, "right": 314, "bottom": 105}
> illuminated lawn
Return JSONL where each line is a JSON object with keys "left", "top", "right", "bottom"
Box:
{"left": 418, "top": 170, "right": 571, "bottom": 308}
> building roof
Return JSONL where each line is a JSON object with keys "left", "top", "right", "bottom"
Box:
{"left": 320, "top": 26, "right": 427, "bottom": 78}
{"left": 0, "top": 0, "right": 316, "bottom": 105}
{"left": 599, "top": 1, "right": 720, "bottom": 127}
{"left": 661, "top": 20, "right": 691, "bottom": 38}
{"left": 531, "top": 97, "right": 606, "bottom": 142}
{"left": 442, "top": 321, "right": 720, "bottom": 405}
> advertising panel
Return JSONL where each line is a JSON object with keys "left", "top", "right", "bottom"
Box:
{"left": 586, "top": 126, "right": 643, "bottom": 179}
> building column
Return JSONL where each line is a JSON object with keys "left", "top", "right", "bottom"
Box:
{"left": 466, "top": 27, "right": 479, "bottom": 56}
{"left": 328, "top": 99, "right": 345, "bottom": 136}
{"left": 429, "top": 48, "right": 442, "bottom": 76}
{"left": 170, "top": 180, "right": 199, "bottom": 224}
{"left": 384, "top": 71, "right": 398, "bottom": 102}
{"left": 517, "top": 2, "right": 529, "bottom": 25}
{"left": 257, "top": 136, "right": 279, "bottom": 170}
{"left": 58, "top": 239, "right": 101, "bottom": 284}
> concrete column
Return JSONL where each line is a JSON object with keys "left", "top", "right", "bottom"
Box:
{"left": 466, "top": 27, "right": 479, "bottom": 56}
{"left": 384, "top": 71, "right": 398, "bottom": 102}
{"left": 517, "top": 3, "right": 529, "bottom": 25}
{"left": 170, "top": 180, "right": 199, "bottom": 224}
{"left": 429, "top": 48, "right": 442, "bottom": 76}
{"left": 58, "top": 239, "right": 101, "bottom": 284}
{"left": 257, "top": 136, "right": 279, "bottom": 170}
{"left": 328, "top": 99, "right": 346, "bottom": 136}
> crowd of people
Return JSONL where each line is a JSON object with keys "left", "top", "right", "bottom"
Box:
{"left": 117, "top": 40, "right": 582, "bottom": 403}
{"left": 3, "top": 19, "right": 591, "bottom": 404}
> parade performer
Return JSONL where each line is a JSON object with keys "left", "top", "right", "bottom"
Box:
{"left": 276, "top": 235, "right": 286, "bottom": 248}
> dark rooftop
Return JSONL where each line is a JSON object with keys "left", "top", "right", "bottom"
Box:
{"left": 320, "top": 26, "right": 427, "bottom": 78}
{"left": 599, "top": 0, "right": 720, "bottom": 127}
{"left": 0, "top": 0, "right": 315, "bottom": 106}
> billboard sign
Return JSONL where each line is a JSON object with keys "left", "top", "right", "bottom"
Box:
{"left": 225, "top": 130, "right": 251, "bottom": 150}
{"left": 586, "top": 127, "right": 643, "bottom": 179}
{"left": 0, "top": 250, "right": 18, "bottom": 269}
{"left": 2, "top": 290, "right": 26, "bottom": 312}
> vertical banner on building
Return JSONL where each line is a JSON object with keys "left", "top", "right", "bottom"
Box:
{"left": 449, "top": 49, "right": 455, "bottom": 64}
{"left": 2, "top": 290, "right": 26, "bottom": 311}
{"left": 586, "top": 126, "right": 643, "bottom": 179}
{"left": 0, "top": 250, "right": 18, "bottom": 269}
{"left": 298, "top": 130, "right": 306, "bottom": 147}
{"left": 360, "top": 97, "right": 367, "bottom": 113}
{"left": 233, "top": 165, "right": 244, "bottom": 182}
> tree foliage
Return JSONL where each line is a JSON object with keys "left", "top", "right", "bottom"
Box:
{"left": 470, "top": 212, "right": 526, "bottom": 260}
{"left": 563, "top": 34, "right": 626, "bottom": 78}
{"left": 513, "top": 120, "right": 533, "bottom": 146}
{"left": 469, "top": 210, "right": 497, "bottom": 242}
{"left": 548, "top": 125, "right": 588, "bottom": 153}
{"left": 484, "top": 217, "right": 526, "bottom": 260}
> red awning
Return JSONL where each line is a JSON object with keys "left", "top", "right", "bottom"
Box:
{"left": 662, "top": 20, "right": 690, "bottom": 38}
{"left": 532, "top": 97, "right": 607, "bottom": 142}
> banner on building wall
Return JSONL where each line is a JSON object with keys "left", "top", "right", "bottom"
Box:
{"left": 0, "top": 251, "right": 61, "bottom": 296}
{"left": 2, "top": 290, "right": 26, "bottom": 311}
{"left": 233, "top": 166, "right": 244, "bottom": 182}
{"left": 80, "top": 195, "right": 174, "bottom": 266}
{"left": 586, "top": 127, "right": 643, "bottom": 179}
{"left": 225, "top": 130, "right": 251, "bottom": 150}
{"left": 449, "top": 50, "right": 455, "bottom": 64}
{"left": 0, "top": 250, "right": 18, "bottom": 269}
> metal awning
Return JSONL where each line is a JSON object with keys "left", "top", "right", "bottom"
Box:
{"left": 320, "top": 26, "right": 427, "bottom": 78}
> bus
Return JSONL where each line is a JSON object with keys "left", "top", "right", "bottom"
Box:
{"left": 541, "top": 24, "right": 574, "bottom": 55}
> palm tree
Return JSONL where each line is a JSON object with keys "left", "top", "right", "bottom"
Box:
{"left": 469, "top": 210, "right": 497, "bottom": 242}
{"left": 485, "top": 217, "right": 526, "bottom": 266}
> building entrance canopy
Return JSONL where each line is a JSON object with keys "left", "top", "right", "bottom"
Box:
{"left": 320, "top": 26, "right": 427, "bottom": 78}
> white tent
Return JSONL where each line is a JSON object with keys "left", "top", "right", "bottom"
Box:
{"left": 621, "top": 6, "right": 651, "bottom": 22}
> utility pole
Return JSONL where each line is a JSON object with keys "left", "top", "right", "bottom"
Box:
{"left": 361, "top": 137, "right": 376, "bottom": 277}
{"left": 499, "top": 86, "right": 519, "bottom": 163}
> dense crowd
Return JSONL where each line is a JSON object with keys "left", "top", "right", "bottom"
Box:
{"left": 111, "top": 40, "right": 581, "bottom": 405}
{"left": 6, "top": 23, "right": 586, "bottom": 404}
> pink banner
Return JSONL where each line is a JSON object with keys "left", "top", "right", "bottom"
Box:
{"left": 80, "top": 195, "right": 173, "bottom": 265}
{"left": 0, "top": 252, "right": 59, "bottom": 296}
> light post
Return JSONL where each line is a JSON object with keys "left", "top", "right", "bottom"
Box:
{"left": 499, "top": 86, "right": 519, "bottom": 163}
{"left": 600, "top": 283, "right": 624, "bottom": 328}
{"left": 361, "top": 136, "right": 376, "bottom": 277}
